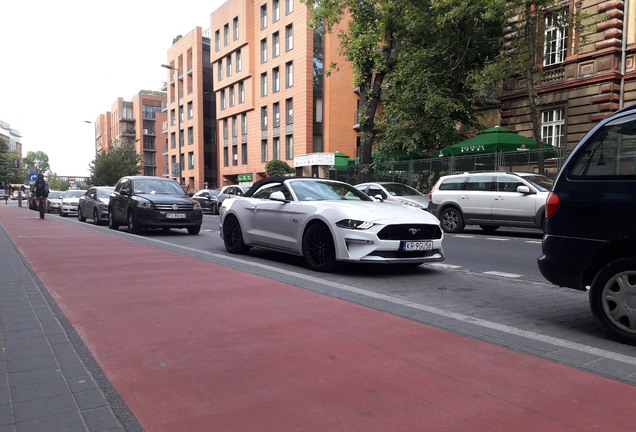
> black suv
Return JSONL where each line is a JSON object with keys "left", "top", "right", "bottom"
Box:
{"left": 538, "top": 103, "right": 636, "bottom": 344}
{"left": 108, "top": 176, "right": 203, "bottom": 235}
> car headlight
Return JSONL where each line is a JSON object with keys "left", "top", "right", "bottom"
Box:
{"left": 397, "top": 199, "right": 421, "bottom": 208}
{"left": 336, "top": 219, "right": 374, "bottom": 230}
{"left": 99, "top": 203, "right": 108, "bottom": 210}
{"left": 193, "top": 202, "right": 202, "bottom": 211}
{"left": 137, "top": 201, "right": 153, "bottom": 209}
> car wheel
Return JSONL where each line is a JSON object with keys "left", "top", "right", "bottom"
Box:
{"left": 223, "top": 216, "right": 250, "bottom": 254}
{"left": 212, "top": 203, "right": 218, "bottom": 215}
{"left": 589, "top": 257, "right": 636, "bottom": 345}
{"left": 108, "top": 212, "right": 119, "bottom": 230}
{"left": 78, "top": 206, "right": 86, "bottom": 222}
{"left": 93, "top": 209, "right": 101, "bottom": 225}
{"left": 440, "top": 207, "right": 464, "bottom": 233}
{"left": 187, "top": 226, "right": 201, "bottom": 235}
{"left": 127, "top": 211, "right": 141, "bottom": 234}
{"left": 479, "top": 225, "right": 499, "bottom": 233}
{"left": 302, "top": 223, "right": 339, "bottom": 272}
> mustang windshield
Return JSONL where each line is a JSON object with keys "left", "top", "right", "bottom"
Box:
{"left": 290, "top": 180, "right": 372, "bottom": 201}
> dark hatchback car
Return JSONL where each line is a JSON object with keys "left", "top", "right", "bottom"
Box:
{"left": 192, "top": 189, "right": 221, "bottom": 214}
{"left": 538, "top": 103, "right": 636, "bottom": 345}
{"left": 108, "top": 176, "right": 203, "bottom": 235}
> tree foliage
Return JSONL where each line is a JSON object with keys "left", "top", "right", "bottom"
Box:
{"left": 89, "top": 143, "right": 142, "bottom": 186}
{"left": 22, "top": 150, "right": 50, "bottom": 175}
{"left": 0, "top": 138, "right": 23, "bottom": 184}
{"left": 265, "top": 159, "right": 295, "bottom": 177}
{"left": 302, "top": 0, "right": 508, "bottom": 180}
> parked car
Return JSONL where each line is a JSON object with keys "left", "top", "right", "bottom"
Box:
{"left": 46, "top": 191, "right": 65, "bottom": 213}
{"left": 217, "top": 185, "right": 250, "bottom": 206}
{"left": 59, "top": 189, "right": 87, "bottom": 217}
{"left": 354, "top": 182, "right": 429, "bottom": 211}
{"left": 77, "top": 187, "right": 115, "bottom": 225}
{"left": 192, "top": 189, "right": 221, "bottom": 214}
{"left": 538, "top": 103, "right": 636, "bottom": 345}
{"left": 427, "top": 171, "right": 553, "bottom": 233}
{"left": 219, "top": 176, "right": 444, "bottom": 272}
{"left": 108, "top": 176, "right": 202, "bottom": 235}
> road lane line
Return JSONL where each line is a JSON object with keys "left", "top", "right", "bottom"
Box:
{"left": 483, "top": 271, "right": 522, "bottom": 278}
{"left": 143, "top": 236, "right": 636, "bottom": 367}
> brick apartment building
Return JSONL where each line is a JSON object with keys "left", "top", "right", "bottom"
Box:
{"left": 162, "top": 26, "right": 217, "bottom": 191}
{"left": 91, "top": 91, "right": 168, "bottom": 178}
{"left": 498, "top": 0, "right": 636, "bottom": 150}
{"left": 0, "top": 120, "right": 22, "bottom": 155}
{"left": 210, "top": 0, "right": 359, "bottom": 187}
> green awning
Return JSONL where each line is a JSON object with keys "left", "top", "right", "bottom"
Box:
{"left": 434, "top": 126, "right": 549, "bottom": 157}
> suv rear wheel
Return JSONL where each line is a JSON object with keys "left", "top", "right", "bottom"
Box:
{"left": 440, "top": 207, "right": 465, "bottom": 233}
{"left": 589, "top": 257, "right": 636, "bottom": 345}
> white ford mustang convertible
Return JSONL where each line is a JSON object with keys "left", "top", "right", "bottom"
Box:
{"left": 219, "top": 177, "right": 444, "bottom": 272}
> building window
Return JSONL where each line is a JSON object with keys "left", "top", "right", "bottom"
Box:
{"left": 223, "top": 119, "right": 229, "bottom": 139}
{"left": 286, "top": 98, "right": 294, "bottom": 124}
{"left": 285, "top": 0, "right": 293, "bottom": 15}
{"left": 188, "top": 152, "right": 194, "bottom": 169}
{"left": 273, "top": 67, "right": 280, "bottom": 93}
{"left": 260, "top": 4, "right": 268, "bottom": 29}
{"left": 187, "top": 101, "right": 193, "bottom": 119}
{"left": 260, "top": 38, "right": 268, "bottom": 63}
{"left": 273, "top": 0, "right": 280, "bottom": 22}
{"left": 285, "top": 24, "right": 293, "bottom": 51}
{"left": 261, "top": 106, "right": 268, "bottom": 130}
{"left": 236, "top": 49, "right": 242, "bottom": 72}
{"left": 238, "top": 81, "right": 245, "bottom": 104}
{"left": 171, "top": 132, "right": 176, "bottom": 149}
{"left": 544, "top": 11, "right": 568, "bottom": 66}
{"left": 241, "top": 113, "right": 248, "bottom": 135}
{"left": 232, "top": 116, "right": 238, "bottom": 137}
{"left": 215, "top": 30, "right": 220, "bottom": 51}
{"left": 273, "top": 102, "right": 280, "bottom": 128}
{"left": 170, "top": 109, "right": 176, "bottom": 126}
{"left": 285, "top": 135, "right": 293, "bottom": 160}
{"left": 261, "top": 139, "right": 268, "bottom": 162}
{"left": 285, "top": 61, "right": 294, "bottom": 88}
{"left": 273, "top": 32, "right": 280, "bottom": 58}
{"left": 226, "top": 55, "right": 232, "bottom": 76}
{"left": 223, "top": 146, "right": 229, "bottom": 167}
{"left": 233, "top": 17, "right": 239, "bottom": 40}
{"left": 179, "top": 105, "right": 184, "bottom": 122}
{"left": 261, "top": 73, "right": 268, "bottom": 97}
{"left": 541, "top": 108, "right": 565, "bottom": 147}
{"left": 315, "top": 97, "right": 323, "bottom": 123}
{"left": 188, "top": 127, "right": 194, "bottom": 145}
{"left": 229, "top": 86, "right": 235, "bottom": 107}
{"left": 242, "top": 142, "right": 248, "bottom": 164}
{"left": 220, "top": 90, "right": 226, "bottom": 110}
{"left": 224, "top": 24, "right": 229, "bottom": 46}
{"left": 217, "top": 61, "right": 223, "bottom": 81}
{"left": 273, "top": 137, "right": 280, "bottom": 160}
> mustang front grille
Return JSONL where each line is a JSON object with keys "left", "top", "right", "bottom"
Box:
{"left": 377, "top": 224, "right": 442, "bottom": 240}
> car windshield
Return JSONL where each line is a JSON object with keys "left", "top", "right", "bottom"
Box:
{"left": 382, "top": 183, "right": 423, "bottom": 196}
{"left": 290, "top": 180, "right": 372, "bottom": 201}
{"left": 49, "top": 192, "right": 64, "bottom": 199}
{"left": 521, "top": 175, "right": 553, "bottom": 192}
{"left": 97, "top": 188, "right": 115, "bottom": 198}
{"left": 66, "top": 190, "right": 85, "bottom": 198}
{"left": 133, "top": 180, "right": 185, "bottom": 195}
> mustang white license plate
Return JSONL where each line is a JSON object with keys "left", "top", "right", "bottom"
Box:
{"left": 166, "top": 213, "right": 186, "bottom": 219}
{"left": 402, "top": 241, "right": 433, "bottom": 251}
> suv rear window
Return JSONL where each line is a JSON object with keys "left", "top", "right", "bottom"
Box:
{"left": 438, "top": 177, "right": 466, "bottom": 190}
{"left": 569, "top": 113, "right": 636, "bottom": 179}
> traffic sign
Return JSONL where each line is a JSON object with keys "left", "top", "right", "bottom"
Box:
{"left": 29, "top": 173, "right": 38, "bottom": 182}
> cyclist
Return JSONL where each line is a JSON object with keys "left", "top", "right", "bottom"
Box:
{"left": 33, "top": 173, "right": 49, "bottom": 219}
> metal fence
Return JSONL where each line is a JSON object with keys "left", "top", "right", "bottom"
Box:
{"left": 328, "top": 147, "right": 569, "bottom": 192}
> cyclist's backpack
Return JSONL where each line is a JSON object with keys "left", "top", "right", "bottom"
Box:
{"left": 35, "top": 178, "right": 49, "bottom": 198}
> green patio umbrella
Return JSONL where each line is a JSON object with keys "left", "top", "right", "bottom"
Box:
{"left": 434, "top": 126, "right": 548, "bottom": 157}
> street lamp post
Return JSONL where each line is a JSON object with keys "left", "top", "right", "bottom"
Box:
{"left": 161, "top": 64, "right": 181, "bottom": 184}
{"left": 84, "top": 120, "right": 98, "bottom": 157}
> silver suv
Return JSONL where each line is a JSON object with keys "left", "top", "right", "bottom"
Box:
{"left": 428, "top": 171, "right": 553, "bottom": 233}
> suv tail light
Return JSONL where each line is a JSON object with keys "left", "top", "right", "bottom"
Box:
{"left": 545, "top": 192, "right": 560, "bottom": 218}
{"left": 428, "top": 185, "right": 436, "bottom": 200}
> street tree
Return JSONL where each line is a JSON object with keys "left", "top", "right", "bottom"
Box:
{"left": 302, "top": 0, "right": 508, "bottom": 180}
{"left": 89, "top": 142, "right": 142, "bottom": 186}
{"left": 0, "top": 138, "right": 23, "bottom": 185}
{"left": 265, "top": 159, "right": 295, "bottom": 177}
{"left": 22, "top": 150, "right": 51, "bottom": 175}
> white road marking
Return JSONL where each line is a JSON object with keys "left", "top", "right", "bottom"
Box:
{"left": 427, "top": 263, "right": 462, "bottom": 269}
{"left": 142, "top": 236, "right": 636, "bottom": 367}
{"left": 486, "top": 237, "right": 508, "bottom": 241}
{"left": 483, "top": 271, "right": 522, "bottom": 279}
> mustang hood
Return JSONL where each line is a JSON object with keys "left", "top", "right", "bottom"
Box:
{"left": 312, "top": 201, "right": 439, "bottom": 224}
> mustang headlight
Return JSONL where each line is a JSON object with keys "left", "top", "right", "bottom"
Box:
{"left": 336, "top": 219, "right": 374, "bottom": 230}
{"left": 193, "top": 202, "right": 202, "bottom": 211}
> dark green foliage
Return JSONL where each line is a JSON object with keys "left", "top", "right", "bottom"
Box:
{"left": 89, "top": 143, "right": 142, "bottom": 186}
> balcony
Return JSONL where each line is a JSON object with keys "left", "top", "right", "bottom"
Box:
{"left": 162, "top": 121, "right": 168, "bottom": 133}
{"left": 120, "top": 129, "right": 135, "bottom": 137}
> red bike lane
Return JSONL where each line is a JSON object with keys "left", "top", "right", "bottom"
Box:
{"left": 2, "top": 206, "right": 635, "bottom": 431}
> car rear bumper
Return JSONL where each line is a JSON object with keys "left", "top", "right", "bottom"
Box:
{"left": 538, "top": 234, "right": 606, "bottom": 291}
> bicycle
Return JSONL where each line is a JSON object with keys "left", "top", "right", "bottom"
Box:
{"left": 37, "top": 196, "right": 47, "bottom": 219}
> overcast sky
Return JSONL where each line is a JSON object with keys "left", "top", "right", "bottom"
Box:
{"left": 0, "top": 0, "right": 225, "bottom": 177}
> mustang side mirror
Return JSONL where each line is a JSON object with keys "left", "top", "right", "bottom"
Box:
{"left": 269, "top": 191, "right": 289, "bottom": 202}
